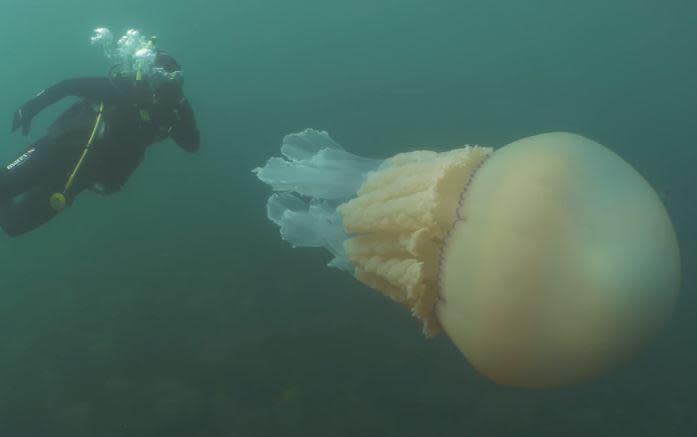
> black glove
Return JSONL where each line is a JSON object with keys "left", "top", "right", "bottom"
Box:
{"left": 11, "top": 106, "right": 34, "bottom": 135}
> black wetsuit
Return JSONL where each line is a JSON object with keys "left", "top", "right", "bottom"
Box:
{"left": 0, "top": 76, "right": 199, "bottom": 236}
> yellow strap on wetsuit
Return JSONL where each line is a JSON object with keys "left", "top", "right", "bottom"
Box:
{"left": 49, "top": 101, "right": 105, "bottom": 212}
{"left": 134, "top": 68, "right": 151, "bottom": 122}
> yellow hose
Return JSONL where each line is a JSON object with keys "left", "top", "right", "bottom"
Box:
{"left": 50, "top": 102, "right": 105, "bottom": 212}
{"left": 64, "top": 101, "right": 104, "bottom": 193}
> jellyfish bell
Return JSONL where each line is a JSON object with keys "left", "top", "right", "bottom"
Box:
{"left": 254, "top": 129, "right": 680, "bottom": 388}
{"left": 436, "top": 132, "right": 680, "bottom": 387}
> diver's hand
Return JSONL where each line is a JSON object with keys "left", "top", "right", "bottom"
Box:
{"left": 11, "top": 106, "right": 33, "bottom": 135}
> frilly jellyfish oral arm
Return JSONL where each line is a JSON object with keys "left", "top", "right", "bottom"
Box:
{"left": 338, "top": 146, "right": 492, "bottom": 336}
{"left": 265, "top": 192, "right": 354, "bottom": 271}
{"left": 254, "top": 129, "right": 382, "bottom": 199}
{"left": 254, "top": 129, "right": 492, "bottom": 334}
{"left": 253, "top": 129, "right": 382, "bottom": 270}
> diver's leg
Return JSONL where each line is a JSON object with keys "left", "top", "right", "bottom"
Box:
{"left": 0, "top": 138, "right": 63, "bottom": 202}
{"left": 0, "top": 186, "right": 60, "bottom": 237}
{"left": 0, "top": 135, "right": 90, "bottom": 236}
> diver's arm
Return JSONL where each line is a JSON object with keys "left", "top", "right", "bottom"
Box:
{"left": 12, "top": 78, "right": 118, "bottom": 135}
{"left": 169, "top": 97, "right": 200, "bottom": 152}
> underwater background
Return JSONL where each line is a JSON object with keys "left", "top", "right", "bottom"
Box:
{"left": 0, "top": 0, "right": 695, "bottom": 436}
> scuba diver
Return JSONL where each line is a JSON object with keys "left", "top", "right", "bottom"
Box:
{"left": 0, "top": 28, "right": 200, "bottom": 237}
